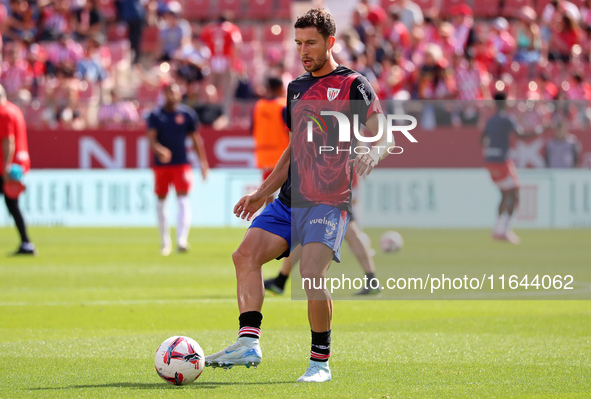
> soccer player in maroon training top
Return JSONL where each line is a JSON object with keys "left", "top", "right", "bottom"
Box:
{"left": 205, "top": 9, "right": 396, "bottom": 382}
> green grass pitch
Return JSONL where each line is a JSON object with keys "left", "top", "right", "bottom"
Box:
{"left": 0, "top": 227, "right": 590, "bottom": 398}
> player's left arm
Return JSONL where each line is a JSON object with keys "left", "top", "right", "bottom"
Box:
{"left": 2, "top": 135, "right": 15, "bottom": 180}
{"left": 189, "top": 131, "right": 209, "bottom": 181}
{"left": 187, "top": 108, "right": 209, "bottom": 180}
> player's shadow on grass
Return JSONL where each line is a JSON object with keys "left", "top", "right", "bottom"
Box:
{"left": 31, "top": 381, "right": 296, "bottom": 390}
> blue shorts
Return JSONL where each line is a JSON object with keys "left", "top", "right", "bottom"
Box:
{"left": 292, "top": 204, "right": 350, "bottom": 263}
{"left": 249, "top": 200, "right": 350, "bottom": 262}
{"left": 249, "top": 199, "right": 292, "bottom": 260}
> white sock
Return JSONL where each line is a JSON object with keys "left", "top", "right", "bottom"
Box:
{"left": 502, "top": 213, "right": 513, "bottom": 234}
{"left": 157, "top": 199, "right": 171, "bottom": 248}
{"left": 177, "top": 195, "right": 191, "bottom": 248}
{"left": 494, "top": 214, "right": 507, "bottom": 235}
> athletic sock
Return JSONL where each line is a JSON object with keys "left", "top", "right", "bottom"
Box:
{"left": 274, "top": 272, "right": 289, "bottom": 290}
{"left": 157, "top": 199, "right": 170, "bottom": 247}
{"left": 310, "top": 330, "right": 331, "bottom": 362}
{"left": 176, "top": 195, "right": 191, "bottom": 248}
{"left": 365, "top": 272, "right": 378, "bottom": 289}
{"left": 5, "top": 197, "right": 30, "bottom": 244}
{"left": 494, "top": 214, "right": 508, "bottom": 235}
{"left": 502, "top": 213, "right": 514, "bottom": 234}
{"left": 238, "top": 311, "right": 263, "bottom": 339}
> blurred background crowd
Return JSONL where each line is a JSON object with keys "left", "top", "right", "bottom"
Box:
{"left": 0, "top": 0, "right": 589, "bottom": 138}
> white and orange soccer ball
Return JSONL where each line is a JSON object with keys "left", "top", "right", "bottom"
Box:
{"left": 155, "top": 336, "right": 205, "bottom": 385}
{"left": 379, "top": 231, "right": 404, "bottom": 253}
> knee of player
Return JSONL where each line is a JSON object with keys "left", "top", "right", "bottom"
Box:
{"left": 232, "top": 247, "right": 258, "bottom": 269}
{"left": 299, "top": 267, "right": 325, "bottom": 282}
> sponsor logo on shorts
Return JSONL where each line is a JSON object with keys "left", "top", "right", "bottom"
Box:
{"left": 309, "top": 217, "right": 337, "bottom": 237}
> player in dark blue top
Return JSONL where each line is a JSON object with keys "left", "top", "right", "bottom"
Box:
{"left": 482, "top": 91, "right": 541, "bottom": 244}
{"left": 205, "top": 9, "right": 395, "bottom": 383}
{"left": 147, "top": 82, "right": 209, "bottom": 255}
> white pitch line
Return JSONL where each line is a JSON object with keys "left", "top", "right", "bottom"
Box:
{"left": 0, "top": 298, "right": 247, "bottom": 307}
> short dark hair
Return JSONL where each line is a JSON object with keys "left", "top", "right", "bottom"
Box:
{"left": 267, "top": 77, "right": 284, "bottom": 92}
{"left": 494, "top": 91, "right": 507, "bottom": 110}
{"left": 294, "top": 8, "right": 336, "bottom": 40}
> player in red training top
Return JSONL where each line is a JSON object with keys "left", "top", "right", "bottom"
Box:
{"left": 0, "top": 85, "right": 36, "bottom": 255}
{"left": 205, "top": 9, "right": 395, "bottom": 383}
{"left": 147, "top": 83, "right": 209, "bottom": 256}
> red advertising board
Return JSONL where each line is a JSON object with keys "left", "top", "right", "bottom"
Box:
{"left": 27, "top": 127, "right": 591, "bottom": 169}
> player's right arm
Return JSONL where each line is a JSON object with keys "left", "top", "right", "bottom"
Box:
{"left": 234, "top": 140, "right": 291, "bottom": 221}
{"left": 147, "top": 128, "right": 172, "bottom": 164}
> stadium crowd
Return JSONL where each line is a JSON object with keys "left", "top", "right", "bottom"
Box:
{"left": 0, "top": 0, "right": 589, "bottom": 132}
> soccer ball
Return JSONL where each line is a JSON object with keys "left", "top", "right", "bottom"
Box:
{"left": 379, "top": 231, "right": 404, "bottom": 253}
{"left": 155, "top": 336, "right": 205, "bottom": 385}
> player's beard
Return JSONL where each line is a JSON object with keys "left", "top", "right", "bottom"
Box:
{"left": 302, "top": 50, "right": 329, "bottom": 73}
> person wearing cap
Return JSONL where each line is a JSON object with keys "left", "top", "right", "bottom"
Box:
{"left": 450, "top": 3, "right": 474, "bottom": 54}
{"left": 490, "top": 17, "right": 516, "bottom": 66}
{"left": 0, "top": 84, "right": 36, "bottom": 255}
{"left": 513, "top": 6, "right": 541, "bottom": 65}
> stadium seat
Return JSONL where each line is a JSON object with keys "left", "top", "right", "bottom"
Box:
{"left": 501, "top": 0, "right": 532, "bottom": 18}
{"left": 472, "top": 0, "right": 500, "bottom": 17}
{"left": 218, "top": 0, "right": 243, "bottom": 19}
{"left": 136, "top": 83, "right": 160, "bottom": 102}
{"left": 414, "top": 0, "right": 437, "bottom": 11}
{"left": 107, "top": 41, "right": 131, "bottom": 64}
{"left": 246, "top": 0, "right": 274, "bottom": 19}
{"left": 180, "top": 0, "right": 212, "bottom": 21}
{"left": 262, "top": 23, "right": 288, "bottom": 42}
{"left": 140, "top": 26, "right": 159, "bottom": 54}
{"left": 98, "top": 0, "right": 117, "bottom": 20}
{"left": 276, "top": 0, "right": 291, "bottom": 19}
{"left": 107, "top": 23, "right": 128, "bottom": 42}
{"left": 439, "top": 0, "right": 466, "bottom": 19}
{"left": 238, "top": 24, "right": 259, "bottom": 42}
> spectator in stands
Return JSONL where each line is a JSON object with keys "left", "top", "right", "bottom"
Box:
{"left": 395, "top": 0, "right": 423, "bottom": 32}
{"left": 513, "top": 6, "right": 541, "bottom": 66}
{"left": 350, "top": 4, "right": 372, "bottom": 43}
{"left": 548, "top": 13, "right": 582, "bottom": 62}
{"left": 21, "top": 34, "right": 47, "bottom": 98}
{"left": 172, "top": 41, "right": 209, "bottom": 87}
{"left": 76, "top": 35, "right": 109, "bottom": 84}
{"left": 383, "top": 7, "right": 410, "bottom": 52}
{"left": 72, "top": 0, "right": 104, "bottom": 42}
{"left": 334, "top": 30, "right": 365, "bottom": 65}
{"left": 5, "top": 0, "right": 38, "bottom": 42}
{"left": 535, "top": 72, "right": 559, "bottom": 100}
{"left": 182, "top": 82, "right": 226, "bottom": 130}
{"left": 455, "top": 50, "right": 490, "bottom": 102}
{"left": 450, "top": 4, "right": 473, "bottom": 55}
{"left": 115, "top": 0, "right": 146, "bottom": 65}
{"left": 38, "top": 0, "right": 72, "bottom": 41}
{"left": 46, "top": 33, "right": 83, "bottom": 76}
{"left": 377, "top": 52, "right": 411, "bottom": 102}
{"left": 43, "top": 62, "right": 81, "bottom": 129}
{"left": 98, "top": 88, "right": 139, "bottom": 128}
{"left": 545, "top": 121, "right": 581, "bottom": 168}
{"left": 201, "top": 14, "right": 242, "bottom": 118}
{"left": 489, "top": 18, "right": 515, "bottom": 67}
{"left": 417, "top": 44, "right": 455, "bottom": 101}
{"left": 432, "top": 22, "right": 457, "bottom": 60}
{"left": 157, "top": 1, "right": 190, "bottom": 62}
{"left": 0, "top": 44, "right": 32, "bottom": 103}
